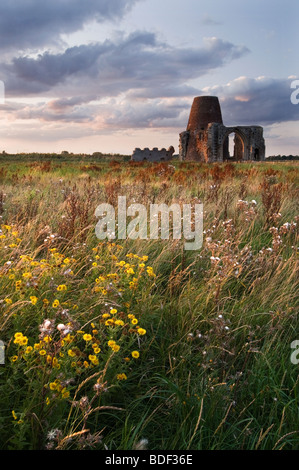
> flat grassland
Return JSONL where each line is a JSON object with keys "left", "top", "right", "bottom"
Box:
{"left": 0, "top": 157, "right": 298, "bottom": 450}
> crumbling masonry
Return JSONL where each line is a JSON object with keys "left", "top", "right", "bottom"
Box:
{"left": 179, "top": 96, "right": 265, "bottom": 162}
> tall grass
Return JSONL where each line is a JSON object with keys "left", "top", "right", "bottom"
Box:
{"left": 0, "top": 158, "right": 298, "bottom": 450}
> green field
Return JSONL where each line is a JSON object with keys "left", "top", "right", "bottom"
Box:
{"left": 0, "top": 157, "right": 298, "bottom": 450}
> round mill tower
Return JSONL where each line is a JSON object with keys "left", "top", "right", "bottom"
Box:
{"left": 180, "top": 96, "right": 223, "bottom": 162}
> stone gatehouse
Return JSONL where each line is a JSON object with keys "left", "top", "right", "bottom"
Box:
{"left": 179, "top": 96, "right": 265, "bottom": 162}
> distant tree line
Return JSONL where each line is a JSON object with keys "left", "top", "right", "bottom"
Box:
{"left": 1, "top": 150, "right": 131, "bottom": 161}
{"left": 267, "top": 155, "right": 299, "bottom": 161}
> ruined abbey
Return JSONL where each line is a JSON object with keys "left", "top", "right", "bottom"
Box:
{"left": 179, "top": 96, "right": 265, "bottom": 162}
{"left": 131, "top": 95, "right": 265, "bottom": 163}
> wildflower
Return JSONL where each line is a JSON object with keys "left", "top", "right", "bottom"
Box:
{"left": 88, "top": 355, "right": 99, "bottom": 365}
{"left": 30, "top": 296, "right": 38, "bottom": 305}
{"left": 22, "top": 272, "right": 32, "bottom": 279}
{"left": 68, "top": 349, "right": 76, "bottom": 357}
{"left": 108, "top": 340, "right": 116, "bottom": 347}
{"left": 137, "top": 328, "right": 146, "bottom": 336}
{"left": 83, "top": 334, "right": 92, "bottom": 342}
{"left": 57, "top": 284, "right": 67, "bottom": 291}
{"left": 131, "top": 351, "right": 140, "bottom": 359}
{"left": 63, "top": 258, "right": 70, "bottom": 265}
{"left": 10, "top": 356, "right": 18, "bottom": 362}
{"left": 25, "top": 346, "right": 33, "bottom": 354}
{"left": 117, "top": 373, "right": 127, "bottom": 381}
{"left": 12, "top": 410, "right": 17, "bottom": 420}
{"left": 110, "top": 308, "right": 117, "bottom": 315}
{"left": 61, "top": 388, "right": 70, "bottom": 399}
{"left": 126, "top": 268, "right": 135, "bottom": 275}
{"left": 52, "top": 299, "right": 60, "bottom": 308}
{"left": 112, "top": 344, "right": 120, "bottom": 352}
{"left": 115, "top": 320, "right": 124, "bottom": 326}
{"left": 39, "top": 350, "right": 46, "bottom": 356}
{"left": 4, "top": 298, "right": 12, "bottom": 305}
{"left": 131, "top": 318, "right": 138, "bottom": 325}
{"left": 49, "top": 382, "right": 57, "bottom": 391}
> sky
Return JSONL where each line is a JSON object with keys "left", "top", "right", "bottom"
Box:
{"left": 0, "top": 0, "right": 298, "bottom": 156}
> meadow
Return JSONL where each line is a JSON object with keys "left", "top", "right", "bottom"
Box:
{"left": 0, "top": 156, "right": 298, "bottom": 450}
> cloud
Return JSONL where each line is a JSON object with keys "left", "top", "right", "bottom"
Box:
{"left": 3, "top": 33, "right": 249, "bottom": 99}
{"left": 0, "top": 0, "right": 140, "bottom": 51}
{"left": 203, "top": 76, "right": 299, "bottom": 125}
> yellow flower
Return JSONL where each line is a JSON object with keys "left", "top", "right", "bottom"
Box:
{"left": 46, "top": 397, "right": 50, "bottom": 406}
{"left": 112, "top": 344, "right": 120, "bottom": 352}
{"left": 139, "top": 263, "right": 145, "bottom": 268}
{"left": 131, "top": 318, "right": 138, "bottom": 325}
{"left": 110, "top": 308, "right": 117, "bottom": 315}
{"left": 20, "top": 336, "right": 28, "bottom": 346}
{"left": 43, "top": 299, "right": 49, "bottom": 305}
{"left": 102, "top": 313, "right": 110, "bottom": 319}
{"left": 30, "top": 296, "right": 38, "bottom": 305}
{"left": 57, "top": 284, "right": 67, "bottom": 291}
{"left": 126, "top": 268, "right": 135, "bottom": 275}
{"left": 61, "top": 388, "right": 70, "bottom": 399}
{"left": 88, "top": 355, "right": 99, "bottom": 365}
{"left": 49, "top": 382, "right": 57, "bottom": 391}
{"left": 10, "top": 355, "right": 18, "bottom": 362}
{"left": 117, "top": 261, "right": 126, "bottom": 267}
{"left": 137, "top": 328, "right": 146, "bottom": 336}
{"left": 116, "top": 373, "right": 127, "bottom": 381}
{"left": 68, "top": 349, "right": 76, "bottom": 357}
{"left": 63, "top": 258, "right": 70, "bottom": 264}
{"left": 39, "top": 349, "right": 46, "bottom": 356}
{"left": 22, "top": 272, "right": 32, "bottom": 279}
{"left": 52, "top": 299, "right": 60, "bottom": 308}
{"left": 12, "top": 410, "right": 17, "bottom": 420}
{"left": 115, "top": 320, "right": 124, "bottom": 326}
{"left": 92, "top": 262, "right": 98, "bottom": 267}
{"left": 83, "top": 334, "right": 92, "bottom": 342}
{"left": 131, "top": 350, "right": 140, "bottom": 359}
{"left": 108, "top": 340, "right": 116, "bottom": 347}
{"left": 93, "top": 347, "right": 101, "bottom": 354}
{"left": 5, "top": 298, "right": 12, "bottom": 304}
{"left": 25, "top": 346, "right": 33, "bottom": 354}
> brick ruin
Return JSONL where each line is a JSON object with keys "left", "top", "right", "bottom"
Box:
{"left": 179, "top": 96, "right": 265, "bottom": 162}
{"left": 132, "top": 146, "right": 175, "bottom": 162}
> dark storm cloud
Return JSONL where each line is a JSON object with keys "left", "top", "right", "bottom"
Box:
{"left": 207, "top": 76, "right": 299, "bottom": 125}
{"left": 0, "top": 0, "right": 140, "bottom": 51}
{"left": 3, "top": 33, "right": 249, "bottom": 98}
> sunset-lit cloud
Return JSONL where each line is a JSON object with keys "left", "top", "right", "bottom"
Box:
{"left": 0, "top": 0, "right": 297, "bottom": 155}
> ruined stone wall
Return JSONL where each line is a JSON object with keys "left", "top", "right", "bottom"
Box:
{"left": 132, "top": 146, "right": 175, "bottom": 162}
